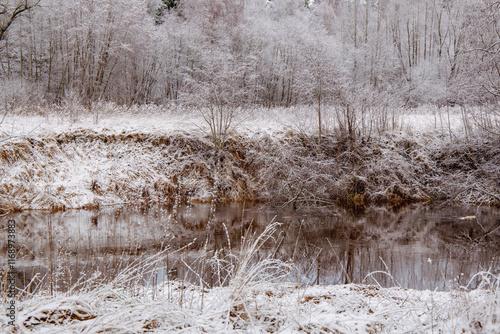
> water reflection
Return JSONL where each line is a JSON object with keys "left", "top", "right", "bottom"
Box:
{"left": 1, "top": 203, "right": 499, "bottom": 293}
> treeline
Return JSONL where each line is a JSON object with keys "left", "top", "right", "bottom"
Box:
{"left": 0, "top": 0, "right": 499, "bottom": 110}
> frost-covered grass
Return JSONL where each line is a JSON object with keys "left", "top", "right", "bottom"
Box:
{"left": 0, "top": 104, "right": 499, "bottom": 212}
{"left": 4, "top": 280, "right": 500, "bottom": 333}
{"left": 2, "top": 221, "right": 499, "bottom": 333}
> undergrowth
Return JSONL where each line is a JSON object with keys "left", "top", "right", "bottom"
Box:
{"left": 0, "top": 126, "right": 498, "bottom": 212}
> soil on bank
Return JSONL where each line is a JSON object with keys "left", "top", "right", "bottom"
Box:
{"left": 0, "top": 129, "right": 499, "bottom": 212}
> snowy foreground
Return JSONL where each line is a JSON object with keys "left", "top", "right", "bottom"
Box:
{"left": 2, "top": 280, "right": 499, "bottom": 333}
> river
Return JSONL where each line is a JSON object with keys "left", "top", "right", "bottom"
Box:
{"left": 3, "top": 203, "right": 500, "bottom": 293}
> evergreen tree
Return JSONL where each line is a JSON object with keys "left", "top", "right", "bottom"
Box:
{"left": 155, "top": 0, "right": 178, "bottom": 24}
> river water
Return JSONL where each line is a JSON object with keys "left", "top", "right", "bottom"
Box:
{"left": 2, "top": 203, "right": 500, "bottom": 292}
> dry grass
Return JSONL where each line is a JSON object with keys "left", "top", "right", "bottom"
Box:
{"left": 1, "top": 130, "right": 499, "bottom": 213}
{"left": 0, "top": 106, "right": 499, "bottom": 212}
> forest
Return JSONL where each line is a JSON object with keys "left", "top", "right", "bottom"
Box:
{"left": 0, "top": 0, "right": 500, "bottom": 110}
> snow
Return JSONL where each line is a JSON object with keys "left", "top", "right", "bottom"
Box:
{"left": 1, "top": 105, "right": 499, "bottom": 211}
{"left": 2, "top": 280, "right": 498, "bottom": 333}
{"left": 0, "top": 105, "right": 474, "bottom": 140}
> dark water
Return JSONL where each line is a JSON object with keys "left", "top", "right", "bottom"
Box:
{"left": 2, "top": 203, "right": 500, "bottom": 293}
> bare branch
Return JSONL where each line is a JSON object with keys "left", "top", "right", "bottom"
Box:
{"left": 0, "top": 0, "right": 40, "bottom": 41}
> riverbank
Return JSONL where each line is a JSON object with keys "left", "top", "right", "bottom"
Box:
{"left": 0, "top": 107, "right": 499, "bottom": 211}
{"left": 2, "top": 218, "right": 499, "bottom": 333}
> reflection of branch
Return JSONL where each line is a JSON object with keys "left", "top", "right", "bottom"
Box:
{"left": 477, "top": 221, "right": 500, "bottom": 241}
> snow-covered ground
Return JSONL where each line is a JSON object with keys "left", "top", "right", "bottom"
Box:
{"left": 2, "top": 280, "right": 498, "bottom": 333}
{"left": 0, "top": 105, "right": 499, "bottom": 211}
{"left": 0, "top": 104, "right": 476, "bottom": 139}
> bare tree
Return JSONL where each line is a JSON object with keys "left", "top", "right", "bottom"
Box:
{"left": 0, "top": 0, "right": 40, "bottom": 42}
{"left": 296, "top": 35, "right": 341, "bottom": 149}
{"left": 199, "top": 95, "right": 238, "bottom": 151}
{"left": 183, "top": 45, "right": 250, "bottom": 150}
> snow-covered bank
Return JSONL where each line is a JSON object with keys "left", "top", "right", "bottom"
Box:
{"left": 2, "top": 280, "right": 499, "bottom": 333}
{"left": 0, "top": 107, "right": 499, "bottom": 211}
